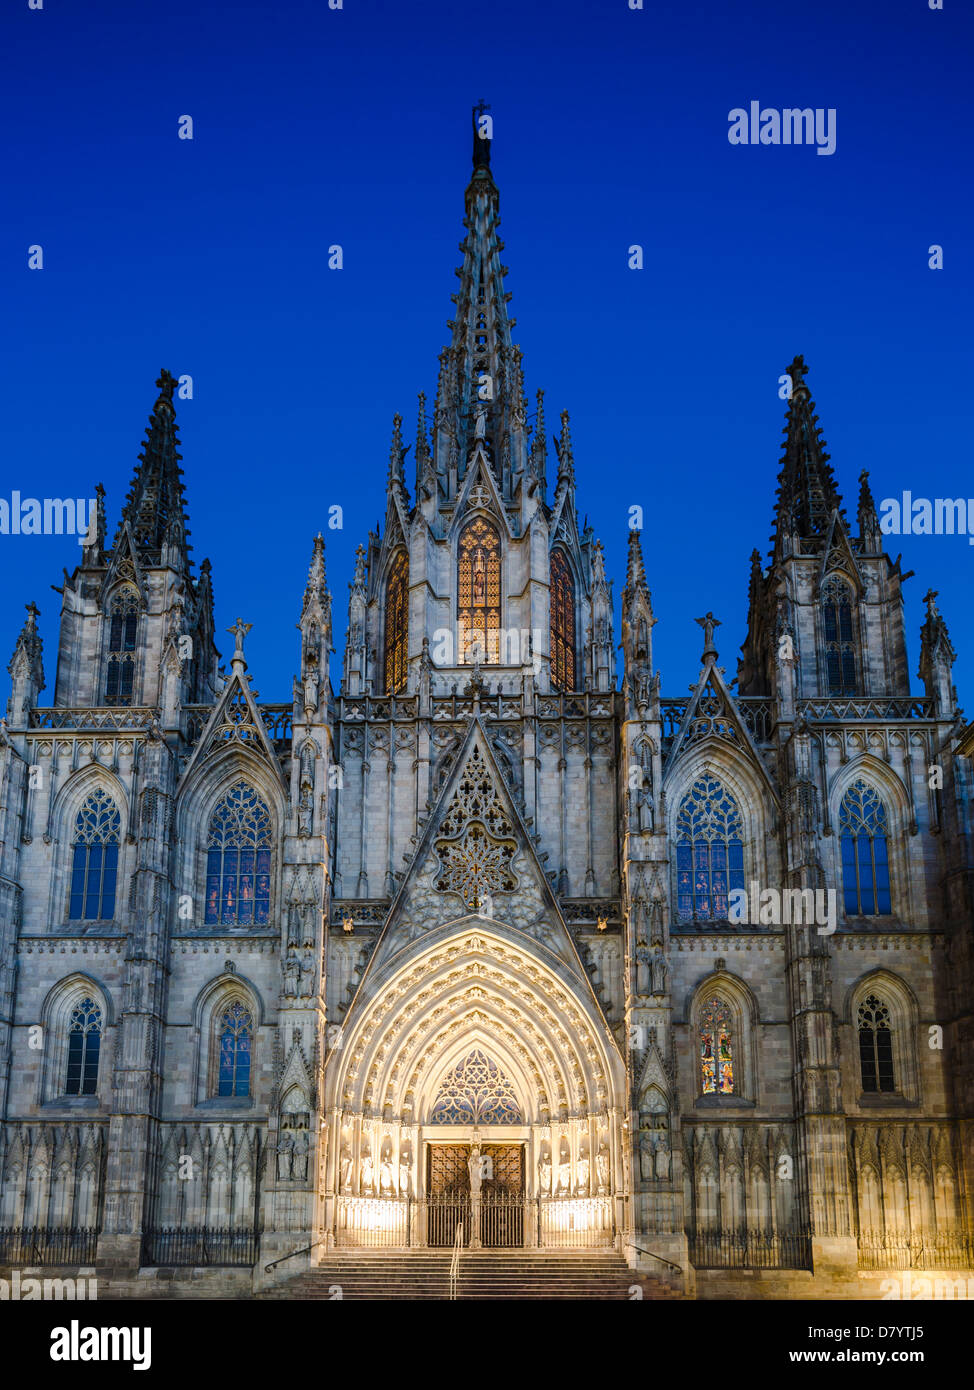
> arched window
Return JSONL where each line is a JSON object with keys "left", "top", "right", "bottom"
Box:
{"left": 429, "top": 1048, "right": 523, "bottom": 1124}
{"left": 857, "top": 994, "right": 895, "bottom": 1093}
{"left": 65, "top": 997, "right": 102, "bottom": 1096}
{"left": 700, "top": 997, "right": 734, "bottom": 1095}
{"left": 384, "top": 550, "right": 409, "bottom": 693}
{"left": 549, "top": 549, "right": 575, "bottom": 690}
{"left": 676, "top": 776, "right": 745, "bottom": 923}
{"left": 204, "top": 782, "right": 272, "bottom": 926}
{"left": 458, "top": 517, "right": 501, "bottom": 664}
{"left": 104, "top": 589, "right": 139, "bottom": 706}
{"left": 821, "top": 575, "right": 857, "bottom": 695}
{"left": 839, "top": 780, "right": 891, "bottom": 916}
{"left": 68, "top": 790, "right": 121, "bottom": 921}
{"left": 216, "top": 1000, "right": 254, "bottom": 1097}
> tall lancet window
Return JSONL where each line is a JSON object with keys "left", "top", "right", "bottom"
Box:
{"left": 69, "top": 790, "right": 121, "bottom": 921}
{"left": 204, "top": 782, "right": 272, "bottom": 926}
{"left": 857, "top": 995, "right": 895, "bottom": 1093}
{"left": 65, "top": 997, "right": 102, "bottom": 1096}
{"left": 384, "top": 550, "right": 409, "bottom": 694}
{"left": 549, "top": 549, "right": 576, "bottom": 690}
{"left": 821, "top": 574, "right": 857, "bottom": 695}
{"left": 675, "top": 776, "right": 745, "bottom": 923}
{"left": 458, "top": 517, "right": 501, "bottom": 663}
{"left": 104, "top": 588, "right": 139, "bottom": 706}
{"left": 839, "top": 780, "right": 891, "bottom": 916}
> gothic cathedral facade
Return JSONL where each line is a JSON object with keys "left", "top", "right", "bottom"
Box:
{"left": 2, "top": 118, "right": 973, "bottom": 1299}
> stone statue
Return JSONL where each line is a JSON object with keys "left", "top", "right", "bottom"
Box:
{"left": 399, "top": 1156, "right": 411, "bottom": 1196}
{"left": 653, "top": 1133, "right": 671, "bottom": 1181}
{"left": 293, "top": 1130, "right": 309, "bottom": 1182}
{"left": 538, "top": 1155, "right": 552, "bottom": 1194}
{"left": 576, "top": 1154, "right": 590, "bottom": 1195}
{"left": 638, "top": 1125, "right": 655, "bottom": 1182}
{"left": 276, "top": 1129, "right": 294, "bottom": 1181}
{"left": 298, "top": 779, "right": 313, "bottom": 837}
{"left": 650, "top": 944, "right": 668, "bottom": 995}
{"left": 380, "top": 1158, "right": 394, "bottom": 1194}
{"left": 468, "top": 1145, "right": 483, "bottom": 1197}
{"left": 283, "top": 950, "right": 300, "bottom": 996}
{"left": 360, "top": 1152, "right": 375, "bottom": 1194}
{"left": 596, "top": 1143, "right": 609, "bottom": 1194}
{"left": 303, "top": 667, "right": 319, "bottom": 714}
{"left": 557, "top": 1151, "right": 571, "bottom": 1194}
{"left": 340, "top": 1146, "right": 353, "bottom": 1192}
{"left": 635, "top": 944, "right": 652, "bottom": 997}
{"left": 299, "top": 953, "right": 315, "bottom": 996}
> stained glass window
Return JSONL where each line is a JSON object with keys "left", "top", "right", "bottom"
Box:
{"left": 68, "top": 790, "right": 121, "bottom": 921}
{"left": 839, "top": 780, "right": 891, "bottom": 916}
{"left": 65, "top": 997, "right": 102, "bottom": 1096}
{"left": 700, "top": 997, "right": 734, "bottom": 1095}
{"left": 458, "top": 518, "right": 501, "bottom": 664}
{"left": 204, "top": 782, "right": 272, "bottom": 926}
{"left": 430, "top": 1048, "right": 523, "bottom": 1124}
{"left": 105, "top": 589, "right": 139, "bottom": 706}
{"left": 857, "top": 995, "right": 895, "bottom": 1093}
{"left": 217, "top": 1001, "right": 253, "bottom": 1097}
{"left": 822, "top": 575, "right": 857, "bottom": 695}
{"left": 675, "top": 776, "right": 745, "bottom": 923}
{"left": 384, "top": 550, "right": 409, "bottom": 694}
{"left": 549, "top": 549, "right": 575, "bottom": 691}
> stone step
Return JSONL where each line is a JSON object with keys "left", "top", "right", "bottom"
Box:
{"left": 259, "top": 1251, "right": 682, "bottom": 1300}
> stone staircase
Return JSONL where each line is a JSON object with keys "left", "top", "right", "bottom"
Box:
{"left": 259, "top": 1249, "right": 683, "bottom": 1300}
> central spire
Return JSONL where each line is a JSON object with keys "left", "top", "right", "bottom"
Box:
{"left": 430, "top": 105, "right": 531, "bottom": 502}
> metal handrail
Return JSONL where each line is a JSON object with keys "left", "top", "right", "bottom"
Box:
{"left": 449, "top": 1220, "right": 463, "bottom": 1300}
{"left": 624, "top": 1240, "right": 682, "bottom": 1275}
{"left": 264, "top": 1237, "right": 330, "bottom": 1273}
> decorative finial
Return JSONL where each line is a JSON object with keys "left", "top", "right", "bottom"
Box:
{"left": 695, "top": 611, "right": 721, "bottom": 662}
{"left": 923, "top": 589, "right": 939, "bottom": 616}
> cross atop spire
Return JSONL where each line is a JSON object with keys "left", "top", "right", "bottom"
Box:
{"left": 472, "top": 101, "right": 492, "bottom": 171}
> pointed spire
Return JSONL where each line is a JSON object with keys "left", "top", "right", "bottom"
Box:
{"left": 415, "top": 392, "right": 433, "bottom": 493}
{"left": 555, "top": 410, "right": 575, "bottom": 487}
{"left": 7, "top": 602, "right": 45, "bottom": 720}
{"left": 919, "top": 589, "right": 957, "bottom": 716}
{"left": 82, "top": 483, "right": 106, "bottom": 565}
{"left": 857, "top": 468, "right": 881, "bottom": 550}
{"left": 302, "top": 534, "right": 328, "bottom": 618}
{"left": 773, "top": 355, "right": 845, "bottom": 548}
{"left": 387, "top": 413, "right": 409, "bottom": 492}
{"left": 626, "top": 528, "right": 649, "bottom": 593}
{"left": 115, "top": 369, "right": 192, "bottom": 571}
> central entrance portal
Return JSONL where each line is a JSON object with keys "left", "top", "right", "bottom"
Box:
{"left": 426, "top": 1144, "right": 525, "bottom": 1248}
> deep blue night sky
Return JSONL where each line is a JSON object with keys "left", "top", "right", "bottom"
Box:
{"left": 2, "top": 0, "right": 971, "bottom": 706}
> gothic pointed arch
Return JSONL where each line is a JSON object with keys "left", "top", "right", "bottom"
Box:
{"left": 687, "top": 970, "right": 758, "bottom": 1105}
{"left": 458, "top": 515, "right": 501, "bottom": 663}
{"left": 103, "top": 583, "right": 141, "bottom": 706}
{"left": 203, "top": 781, "right": 273, "bottom": 926}
{"left": 819, "top": 570, "right": 859, "bottom": 694}
{"left": 38, "top": 973, "right": 114, "bottom": 1106}
{"left": 383, "top": 548, "right": 409, "bottom": 693}
{"left": 836, "top": 776, "right": 892, "bottom": 917}
{"left": 673, "top": 774, "right": 745, "bottom": 925}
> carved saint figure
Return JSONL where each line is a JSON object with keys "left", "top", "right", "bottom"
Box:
{"left": 635, "top": 944, "right": 652, "bottom": 998}
{"left": 380, "top": 1157, "right": 394, "bottom": 1194}
{"left": 576, "top": 1154, "right": 590, "bottom": 1195}
{"left": 650, "top": 944, "right": 668, "bottom": 996}
{"left": 340, "top": 1146, "right": 353, "bottom": 1192}
{"left": 283, "top": 949, "right": 300, "bottom": 996}
{"left": 360, "top": 1151, "right": 375, "bottom": 1194}
{"left": 596, "top": 1143, "right": 609, "bottom": 1194}
{"left": 399, "top": 1156, "right": 411, "bottom": 1196}
{"left": 293, "top": 1130, "right": 309, "bottom": 1182}
{"left": 277, "top": 1129, "right": 294, "bottom": 1181}
{"left": 538, "top": 1154, "right": 552, "bottom": 1194}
